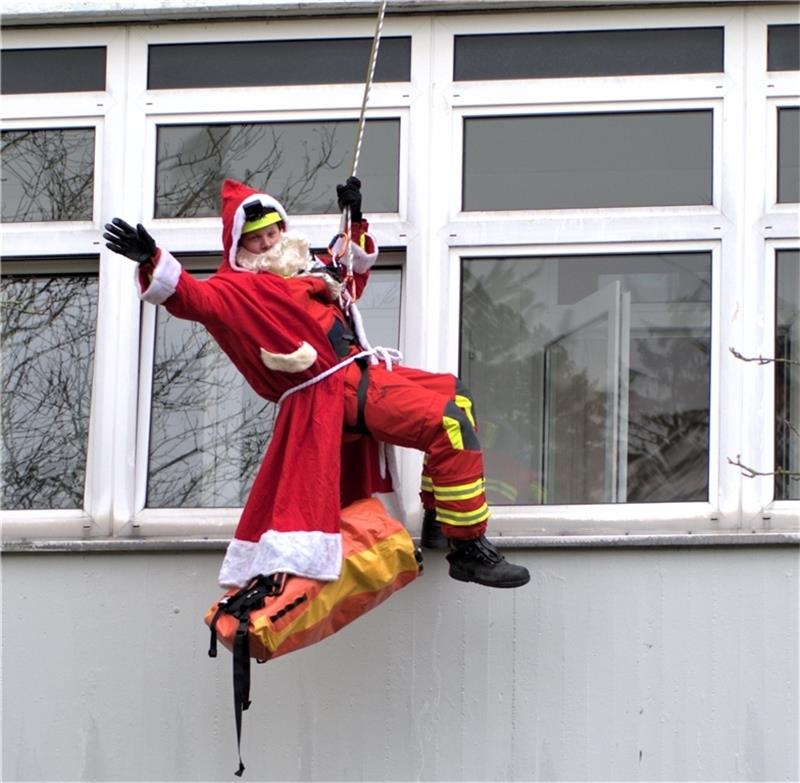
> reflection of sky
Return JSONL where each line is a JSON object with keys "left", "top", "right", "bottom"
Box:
{"left": 463, "top": 111, "right": 713, "bottom": 210}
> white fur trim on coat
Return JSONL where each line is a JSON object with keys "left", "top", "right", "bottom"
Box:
{"left": 136, "top": 248, "right": 182, "bottom": 305}
{"left": 260, "top": 341, "right": 317, "bottom": 372}
{"left": 330, "top": 232, "right": 379, "bottom": 274}
{"left": 218, "top": 530, "right": 343, "bottom": 587}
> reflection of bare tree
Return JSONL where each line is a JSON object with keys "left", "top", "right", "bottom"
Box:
{"left": 1, "top": 129, "right": 95, "bottom": 222}
{"left": 627, "top": 333, "right": 710, "bottom": 502}
{"left": 147, "top": 313, "right": 277, "bottom": 508}
{"left": 1, "top": 275, "right": 97, "bottom": 509}
{"left": 156, "top": 123, "right": 347, "bottom": 218}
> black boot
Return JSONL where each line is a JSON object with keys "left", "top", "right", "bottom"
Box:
{"left": 446, "top": 536, "right": 530, "bottom": 588}
{"left": 420, "top": 508, "right": 448, "bottom": 550}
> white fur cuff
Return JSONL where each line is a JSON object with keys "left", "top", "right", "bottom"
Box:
{"left": 330, "top": 233, "right": 379, "bottom": 274}
{"left": 137, "top": 249, "right": 182, "bottom": 305}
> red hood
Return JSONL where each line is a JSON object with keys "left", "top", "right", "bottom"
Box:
{"left": 220, "top": 178, "right": 290, "bottom": 270}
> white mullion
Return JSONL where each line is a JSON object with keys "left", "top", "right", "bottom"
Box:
{"left": 110, "top": 24, "right": 151, "bottom": 534}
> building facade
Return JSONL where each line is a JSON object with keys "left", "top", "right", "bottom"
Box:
{"left": 2, "top": 1, "right": 799, "bottom": 780}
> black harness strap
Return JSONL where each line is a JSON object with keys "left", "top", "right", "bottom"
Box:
{"left": 207, "top": 573, "right": 287, "bottom": 777}
{"left": 344, "top": 358, "right": 371, "bottom": 436}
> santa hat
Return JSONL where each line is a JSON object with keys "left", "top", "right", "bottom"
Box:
{"left": 220, "top": 178, "right": 290, "bottom": 270}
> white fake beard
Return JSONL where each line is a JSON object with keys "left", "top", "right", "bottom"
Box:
{"left": 236, "top": 233, "right": 313, "bottom": 277}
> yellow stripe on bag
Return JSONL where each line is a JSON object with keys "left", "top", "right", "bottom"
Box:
{"left": 436, "top": 503, "right": 490, "bottom": 526}
{"left": 432, "top": 477, "right": 485, "bottom": 501}
{"left": 251, "top": 531, "right": 416, "bottom": 651}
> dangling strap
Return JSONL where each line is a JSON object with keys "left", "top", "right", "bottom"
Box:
{"left": 207, "top": 574, "right": 287, "bottom": 777}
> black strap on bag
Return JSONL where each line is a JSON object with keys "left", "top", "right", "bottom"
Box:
{"left": 208, "top": 573, "right": 287, "bottom": 777}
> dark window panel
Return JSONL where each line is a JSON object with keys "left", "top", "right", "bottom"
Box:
{"left": 155, "top": 118, "right": 399, "bottom": 218}
{"left": 148, "top": 37, "right": 410, "bottom": 89}
{"left": 775, "top": 249, "right": 800, "bottom": 500}
{"left": 1, "top": 265, "right": 99, "bottom": 510}
{"left": 1, "top": 128, "right": 95, "bottom": 222}
{"left": 454, "top": 27, "right": 723, "bottom": 80}
{"left": 1, "top": 47, "right": 106, "bottom": 94}
{"left": 778, "top": 107, "right": 800, "bottom": 204}
{"left": 463, "top": 110, "right": 713, "bottom": 211}
{"left": 768, "top": 24, "right": 800, "bottom": 72}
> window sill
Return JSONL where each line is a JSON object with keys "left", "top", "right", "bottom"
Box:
{"left": 2, "top": 529, "right": 797, "bottom": 554}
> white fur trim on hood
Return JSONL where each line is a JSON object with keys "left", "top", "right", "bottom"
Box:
{"left": 228, "top": 193, "right": 290, "bottom": 269}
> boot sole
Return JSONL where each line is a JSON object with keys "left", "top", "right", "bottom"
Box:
{"left": 449, "top": 568, "right": 530, "bottom": 589}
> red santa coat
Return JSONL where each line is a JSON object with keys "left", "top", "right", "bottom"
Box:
{"left": 137, "top": 179, "right": 385, "bottom": 586}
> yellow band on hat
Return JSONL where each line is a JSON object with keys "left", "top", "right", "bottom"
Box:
{"left": 242, "top": 210, "right": 282, "bottom": 234}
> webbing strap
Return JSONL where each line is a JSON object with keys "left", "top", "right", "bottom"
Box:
{"left": 207, "top": 574, "right": 287, "bottom": 777}
{"left": 233, "top": 616, "right": 251, "bottom": 777}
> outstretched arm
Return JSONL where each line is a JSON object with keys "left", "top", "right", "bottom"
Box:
{"left": 103, "top": 217, "right": 223, "bottom": 323}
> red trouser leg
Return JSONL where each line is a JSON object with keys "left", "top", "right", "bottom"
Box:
{"left": 343, "top": 363, "right": 488, "bottom": 540}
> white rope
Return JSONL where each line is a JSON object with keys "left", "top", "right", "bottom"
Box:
{"left": 352, "top": 0, "right": 389, "bottom": 180}
{"left": 277, "top": 345, "right": 402, "bottom": 407}
{"left": 340, "top": 0, "right": 390, "bottom": 277}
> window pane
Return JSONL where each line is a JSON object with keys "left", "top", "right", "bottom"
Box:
{"left": 1, "top": 47, "right": 106, "bottom": 94}
{"left": 463, "top": 111, "right": 713, "bottom": 211}
{"left": 455, "top": 27, "right": 723, "bottom": 80}
{"left": 776, "top": 249, "right": 800, "bottom": 501}
{"left": 148, "top": 37, "right": 410, "bottom": 89}
{"left": 1, "top": 128, "right": 95, "bottom": 222}
{"left": 778, "top": 107, "right": 800, "bottom": 204}
{"left": 1, "top": 267, "right": 98, "bottom": 510}
{"left": 155, "top": 119, "right": 399, "bottom": 218}
{"left": 768, "top": 24, "right": 800, "bottom": 72}
{"left": 460, "top": 252, "right": 711, "bottom": 505}
{"left": 146, "top": 263, "right": 402, "bottom": 508}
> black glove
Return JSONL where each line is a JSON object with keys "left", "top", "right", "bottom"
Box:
{"left": 336, "top": 176, "right": 362, "bottom": 222}
{"left": 103, "top": 218, "right": 157, "bottom": 265}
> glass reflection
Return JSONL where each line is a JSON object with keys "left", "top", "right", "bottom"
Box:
{"left": 463, "top": 111, "right": 713, "bottom": 211}
{"left": 155, "top": 119, "right": 399, "bottom": 218}
{"left": 461, "top": 253, "right": 711, "bottom": 505}
{"left": 1, "top": 128, "right": 95, "bottom": 222}
{"left": 1, "top": 272, "right": 97, "bottom": 509}
{"left": 776, "top": 249, "right": 799, "bottom": 500}
{"left": 146, "top": 266, "right": 402, "bottom": 508}
{"left": 778, "top": 107, "right": 799, "bottom": 204}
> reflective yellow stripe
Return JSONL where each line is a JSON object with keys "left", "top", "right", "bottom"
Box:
{"left": 436, "top": 503, "right": 490, "bottom": 526}
{"left": 442, "top": 415, "right": 464, "bottom": 450}
{"left": 486, "top": 478, "right": 518, "bottom": 502}
{"left": 420, "top": 475, "right": 434, "bottom": 492}
{"left": 432, "top": 477, "right": 485, "bottom": 501}
{"left": 454, "top": 394, "right": 475, "bottom": 427}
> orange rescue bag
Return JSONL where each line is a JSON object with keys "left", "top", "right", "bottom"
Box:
{"left": 205, "top": 497, "right": 421, "bottom": 776}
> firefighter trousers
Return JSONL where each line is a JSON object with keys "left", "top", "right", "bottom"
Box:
{"left": 343, "top": 362, "right": 488, "bottom": 540}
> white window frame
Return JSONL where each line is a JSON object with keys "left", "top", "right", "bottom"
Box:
{"left": 2, "top": 6, "right": 797, "bottom": 546}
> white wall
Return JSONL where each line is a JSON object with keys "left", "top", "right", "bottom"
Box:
{"left": 3, "top": 545, "right": 798, "bottom": 782}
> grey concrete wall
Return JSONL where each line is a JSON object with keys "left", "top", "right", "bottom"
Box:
{"left": 2, "top": 545, "right": 798, "bottom": 782}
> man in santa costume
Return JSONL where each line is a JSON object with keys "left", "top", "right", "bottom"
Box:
{"left": 104, "top": 177, "right": 530, "bottom": 589}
